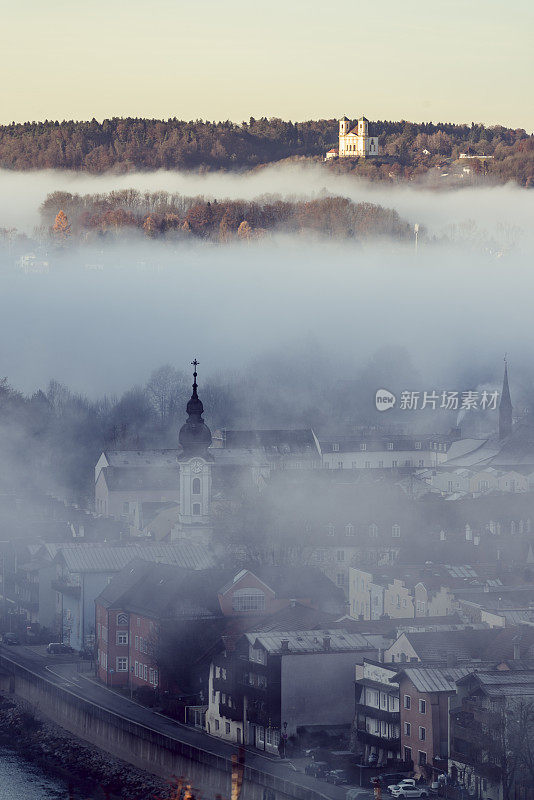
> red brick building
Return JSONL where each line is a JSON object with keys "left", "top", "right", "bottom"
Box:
{"left": 392, "top": 666, "right": 474, "bottom": 779}
{"left": 95, "top": 560, "right": 345, "bottom": 692}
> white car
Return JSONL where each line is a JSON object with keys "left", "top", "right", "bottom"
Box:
{"left": 390, "top": 787, "right": 429, "bottom": 799}
{"left": 388, "top": 779, "right": 416, "bottom": 793}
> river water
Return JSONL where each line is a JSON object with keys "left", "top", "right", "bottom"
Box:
{"left": 0, "top": 747, "right": 98, "bottom": 800}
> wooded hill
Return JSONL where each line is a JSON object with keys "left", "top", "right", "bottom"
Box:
{"left": 0, "top": 117, "right": 532, "bottom": 185}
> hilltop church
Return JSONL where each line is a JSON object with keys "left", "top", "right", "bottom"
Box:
{"left": 326, "top": 115, "right": 379, "bottom": 159}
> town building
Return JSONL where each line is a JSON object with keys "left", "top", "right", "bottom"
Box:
{"left": 354, "top": 658, "right": 401, "bottom": 765}
{"left": 321, "top": 432, "right": 455, "bottom": 470}
{"left": 95, "top": 561, "right": 345, "bottom": 691}
{"left": 392, "top": 665, "right": 475, "bottom": 781}
{"left": 206, "top": 629, "right": 379, "bottom": 753}
{"left": 450, "top": 669, "right": 534, "bottom": 799}
{"left": 54, "top": 541, "right": 214, "bottom": 651}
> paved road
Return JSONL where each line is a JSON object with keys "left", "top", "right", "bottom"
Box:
{"left": 0, "top": 644, "right": 374, "bottom": 800}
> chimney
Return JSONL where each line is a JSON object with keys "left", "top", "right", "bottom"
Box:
{"left": 446, "top": 652, "right": 457, "bottom": 667}
{"left": 323, "top": 635, "right": 331, "bottom": 651}
{"left": 513, "top": 636, "right": 521, "bottom": 661}
{"left": 281, "top": 639, "right": 290, "bottom": 653}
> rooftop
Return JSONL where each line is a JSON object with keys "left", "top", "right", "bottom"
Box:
{"left": 246, "top": 629, "right": 375, "bottom": 654}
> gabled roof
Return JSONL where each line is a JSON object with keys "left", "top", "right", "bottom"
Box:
{"left": 392, "top": 665, "right": 475, "bottom": 693}
{"left": 56, "top": 542, "right": 215, "bottom": 573}
{"left": 397, "top": 628, "right": 498, "bottom": 662}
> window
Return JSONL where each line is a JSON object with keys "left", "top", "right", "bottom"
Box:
{"left": 418, "top": 751, "right": 427, "bottom": 766}
{"left": 215, "top": 719, "right": 219, "bottom": 731}
{"left": 135, "top": 661, "right": 139, "bottom": 676}
{"left": 369, "top": 523, "right": 378, "bottom": 537}
{"left": 332, "top": 443, "right": 339, "bottom": 452}
{"left": 143, "top": 664, "right": 148, "bottom": 681}
{"left": 192, "top": 503, "right": 201, "bottom": 515}
{"left": 116, "top": 631, "right": 128, "bottom": 646}
{"left": 365, "top": 461, "right": 371, "bottom": 468}
{"left": 116, "top": 657, "right": 128, "bottom": 671}
{"left": 404, "top": 695, "right": 411, "bottom": 709}
{"left": 232, "top": 589, "right": 265, "bottom": 612}
{"left": 215, "top": 666, "right": 220, "bottom": 678}
{"left": 327, "top": 523, "right": 335, "bottom": 536}
{"left": 266, "top": 728, "right": 280, "bottom": 746}
{"left": 360, "top": 443, "right": 367, "bottom": 451}
{"left": 135, "top": 635, "right": 139, "bottom": 651}
{"left": 378, "top": 460, "right": 384, "bottom": 468}
{"left": 418, "top": 460, "right": 424, "bottom": 467}
{"left": 225, "top": 722, "right": 231, "bottom": 734}
{"left": 419, "top": 699, "right": 426, "bottom": 714}
{"left": 337, "top": 573, "right": 345, "bottom": 586}
{"left": 123, "top": 502, "right": 129, "bottom": 514}
{"left": 336, "top": 550, "right": 345, "bottom": 562}
{"left": 116, "top": 612, "right": 128, "bottom": 626}
{"left": 404, "top": 722, "right": 411, "bottom": 736}
{"left": 345, "top": 524, "right": 354, "bottom": 536}
{"left": 387, "top": 442, "right": 394, "bottom": 450}
{"left": 415, "top": 441, "right": 422, "bottom": 450}
{"left": 337, "top": 461, "right": 343, "bottom": 469}
{"left": 392, "top": 524, "right": 401, "bottom": 538}
{"left": 392, "top": 460, "right": 398, "bottom": 467}
{"left": 192, "top": 477, "right": 201, "bottom": 495}
{"left": 419, "top": 726, "right": 426, "bottom": 741}
{"left": 404, "top": 746, "right": 412, "bottom": 763}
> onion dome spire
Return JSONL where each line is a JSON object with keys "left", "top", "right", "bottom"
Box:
{"left": 178, "top": 359, "right": 212, "bottom": 458}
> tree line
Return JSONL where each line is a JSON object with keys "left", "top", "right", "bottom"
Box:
{"left": 0, "top": 116, "right": 531, "bottom": 185}
{"left": 39, "top": 190, "right": 412, "bottom": 242}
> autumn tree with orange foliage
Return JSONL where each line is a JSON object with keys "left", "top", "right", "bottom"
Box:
{"left": 52, "top": 210, "right": 70, "bottom": 239}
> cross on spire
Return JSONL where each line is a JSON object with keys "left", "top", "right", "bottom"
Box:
{"left": 191, "top": 359, "right": 199, "bottom": 391}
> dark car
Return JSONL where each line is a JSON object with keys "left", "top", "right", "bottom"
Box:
{"left": 46, "top": 642, "right": 74, "bottom": 654}
{"left": 326, "top": 770, "right": 351, "bottom": 785}
{"left": 2, "top": 632, "right": 20, "bottom": 645}
{"left": 305, "top": 761, "right": 329, "bottom": 778}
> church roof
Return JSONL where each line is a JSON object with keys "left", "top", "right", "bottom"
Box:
{"left": 100, "top": 466, "right": 180, "bottom": 491}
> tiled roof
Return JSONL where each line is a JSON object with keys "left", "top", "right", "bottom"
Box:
{"left": 248, "top": 603, "right": 338, "bottom": 632}
{"left": 57, "top": 543, "right": 215, "bottom": 573}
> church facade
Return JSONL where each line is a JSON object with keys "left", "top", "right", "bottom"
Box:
{"left": 326, "top": 115, "right": 379, "bottom": 159}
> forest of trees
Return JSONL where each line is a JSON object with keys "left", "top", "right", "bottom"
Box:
{"left": 0, "top": 117, "right": 531, "bottom": 185}
{"left": 37, "top": 190, "right": 412, "bottom": 242}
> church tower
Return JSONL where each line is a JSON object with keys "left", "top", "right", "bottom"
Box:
{"left": 357, "top": 116, "right": 369, "bottom": 136}
{"left": 173, "top": 360, "right": 213, "bottom": 545}
{"left": 499, "top": 358, "right": 513, "bottom": 440}
{"left": 339, "top": 116, "right": 350, "bottom": 136}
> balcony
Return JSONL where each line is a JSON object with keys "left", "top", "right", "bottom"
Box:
{"left": 355, "top": 703, "right": 399, "bottom": 723}
{"left": 355, "top": 727, "right": 400, "bottom": 749}
{"left": 450, "top": 748, "right": 501, "bottom": 781}
{"left": 51, "top": 578, "right": 81, "bottom": 598}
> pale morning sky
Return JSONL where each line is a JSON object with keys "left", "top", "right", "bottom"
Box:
{"left": 1, "top": 0, "right": 532, "bottom": 130}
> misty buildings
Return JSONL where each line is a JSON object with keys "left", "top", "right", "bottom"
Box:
{"left": 321, "top": 432, "right": 455, "bottom": 470}
{"left": 206, "top": 628, "right": 379, "bottom": 752}
{"left": 354, "top": 659, "right": 401, "bottom": 764}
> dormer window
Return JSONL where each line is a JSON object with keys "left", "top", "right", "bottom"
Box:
{"left": 392, "top": 524, "right": 401, "bottom": 538}
{"left": 415, "top": 441, "right": 422, "bottom": 450}
{"left": 360, "top": 443, "right": 367, "bottom": 451}
{"left": 332, "top": 443, "right": 339, "bottom": 452}
{"left": 387, "top": 442, "right": 394, "bottom": 450}
{"left": 345, "top": 524, "right": 354, "bottom": 536}
{"left": 327, "top": 523, "right": 335, "bottom": 536}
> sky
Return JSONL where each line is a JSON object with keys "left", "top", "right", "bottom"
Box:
{"left": 1, "top": 0, "right": 533, "bottom": 131}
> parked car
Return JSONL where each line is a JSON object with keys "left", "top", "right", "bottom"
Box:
{"left": 2, "top": 632, "right": 20, "bottom": 645}
{"left": 390, "top": 787, "right": 429, "bottom": 799}
{"left": 346, "top": 790, "right": 370, "bottom": 800}
{"left": 305, "top": 761, "right": 329, "bottom": 778}
{"left": 371, "top": 774, "right": 412, "bottom": 789}
{"left": 326, "top": 769, "right": 351, "bottom": 785}
{"left": 46, "top": 642, "right": 74, "bottom": 654}
{"left": 388, "top": 779, "right": 417, "bottom": 793}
